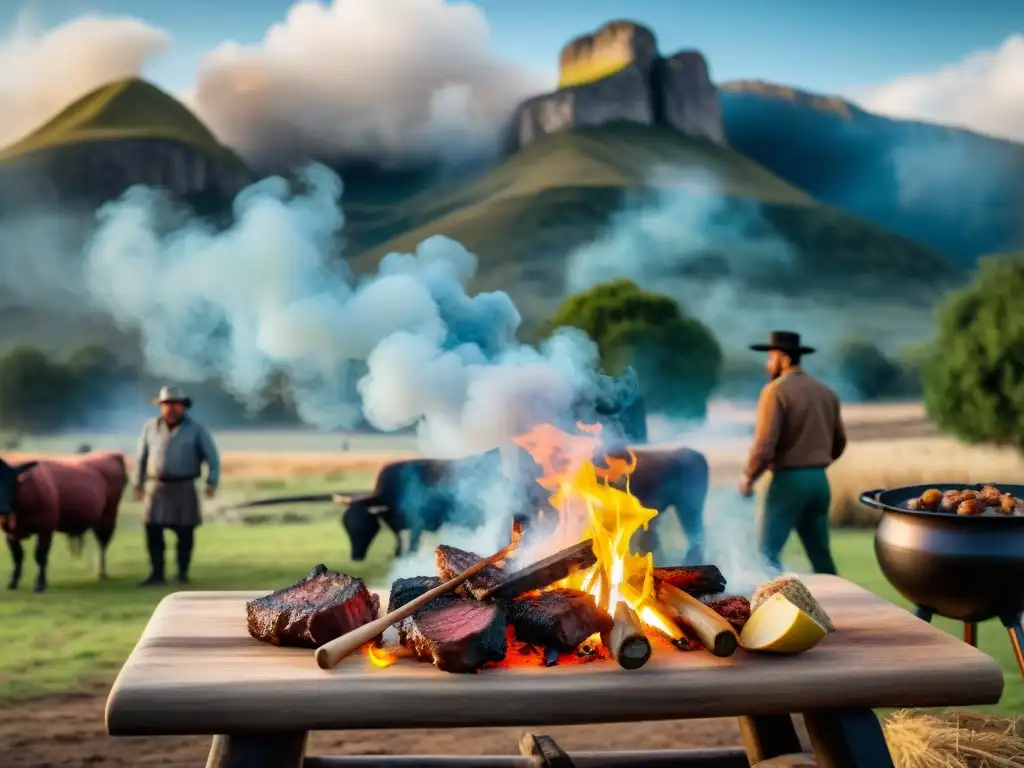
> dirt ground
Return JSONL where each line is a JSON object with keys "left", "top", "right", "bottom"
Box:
{"left": 0, "top": 689, "right": 760, "bottom": 767}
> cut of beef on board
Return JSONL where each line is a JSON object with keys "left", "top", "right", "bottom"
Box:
{"left": 435, "top": 545, "right": 505, "bottom": 600}
{"left": 652, "top": 565, "right": 727, "bottom": 596}
{"left": 388, "top": 576, "right": 443, "bottom": 644}
{"left": 404, "top": 597, "right": 508, "bottom": 673}
{"left": 246, "top": 564, "right": 380, "bottom": 648}
{"left": 508, "top": 588, "right": 614, "bottom": 652}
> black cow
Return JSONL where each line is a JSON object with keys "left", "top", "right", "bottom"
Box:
{"left": 341, "top": 444, "right": 709, "bottom": 565}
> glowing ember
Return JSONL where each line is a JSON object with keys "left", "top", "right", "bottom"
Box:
{"left": 513, "top": 422, "right": 661, "bottom": 620}
{"left": 367, "top": 643, "right": 397, "bottom": 668}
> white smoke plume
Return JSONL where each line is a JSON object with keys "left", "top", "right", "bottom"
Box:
{"left": 0, "top": 13, "right": 169, "bottom": 152}
{"left": 82, "top": 163, "right": 603, "bottom": 458}
{"left": 187, "top": 0, "right": 550, "bottom": 168}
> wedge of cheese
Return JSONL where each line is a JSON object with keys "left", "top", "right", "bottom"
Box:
{"left": 740, "top": 592, "right": 827, "bottom": 653}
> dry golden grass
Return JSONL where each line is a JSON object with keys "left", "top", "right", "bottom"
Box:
{"left": 884, "top": 710, "right": 1024, "bottom": 768}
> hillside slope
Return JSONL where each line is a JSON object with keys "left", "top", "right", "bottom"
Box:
{"left": 719, "top": 80, "right": 1024, "bottom": 266}
{"left": 346, "top": 122, "right": 964, "bottom": 315}
{"left": 0, "top": 78, "right": 251, "bottom": 209}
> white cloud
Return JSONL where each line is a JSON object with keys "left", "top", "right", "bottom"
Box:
{"left": 187, "top": 0, "right": 551, "bottom": 168}
{"left": 850, "top": 34, "right": 1024, "bottom": 142}
{"left": 0, "top": 13, "right": 170, "bottom": 151}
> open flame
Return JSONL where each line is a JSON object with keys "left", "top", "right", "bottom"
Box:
{"left": 513, "top": 422, "right": 660, "bottom": 621}
{"left": 367, "top": 643, "right": 397, "bottom": 668}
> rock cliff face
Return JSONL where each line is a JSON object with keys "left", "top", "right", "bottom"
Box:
{"left": 508, "top": 20, "right": 725, "bottom": 153}
{"left": 0, "top": 139, "right": 252, "bottom": 209}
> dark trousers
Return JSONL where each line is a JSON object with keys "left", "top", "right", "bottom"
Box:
{"left": 760, "top": 467, "right": 838, "bottom": 575}
{"left": 145, "top": 523, "right": 195, "bottom": 580}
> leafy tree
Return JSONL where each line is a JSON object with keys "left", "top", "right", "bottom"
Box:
{"left": 836, "top": 338, "right": 902, "bottom": 401}
{"left": 922, "top": 255, "right": 1024, "bottom": 447}
{"left": 0, "top": 345, "right": 75, "bottom": 432}
{"left": 549, "top": 279, "right": 722, "bottom": 418}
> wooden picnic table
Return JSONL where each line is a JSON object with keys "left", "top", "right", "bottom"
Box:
{"left": 105, "top": 574, "right": 1004, "bottom": 768}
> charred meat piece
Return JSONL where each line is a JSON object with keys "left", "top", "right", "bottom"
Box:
{"left": 653, "top": 565, "right": 726, "bottom": 597}
{"left": 403, "top": 596, "right": 507, "bottom": 673}
{"left": 703, "top": 595, "right": 752, "bottom": 633}
{"left": 246, "top": 564, "right": 380, "bottom": 648}
{"left": 388, "top": 576, "right": 443, "bottom": 644}
{"left": 508, "top": 588, "right": 614, "bottom": 652}
{"left": 481, "top": 541, "right": 598, "bottom": 600}
{"left": 436, "top": 545, "right": 505, "bottom": 599}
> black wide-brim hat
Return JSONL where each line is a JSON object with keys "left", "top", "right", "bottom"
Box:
{"left": 749, "top": 330, "right": 816, "bottom": 355}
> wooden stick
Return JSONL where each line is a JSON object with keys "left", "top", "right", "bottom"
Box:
{"left": 636, "top": 598, "right": 689, "bottom": 649}
{"left": 601, "top": 601, "right": 652, "bottom": 670}
{"left": 657, "top": 581, "right": 739, "bottom": 657}
{"left": 479, "top": 540, "right": 597, "bottom": 600}
{"left": 314, "top": 541, "right": 516, "bottom": 670}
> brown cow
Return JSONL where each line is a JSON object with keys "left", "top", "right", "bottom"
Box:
{"left": 0, "top": 452, "right": 128, "bottom": 592}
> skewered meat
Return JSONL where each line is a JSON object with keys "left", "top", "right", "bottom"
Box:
{"left": 508, "top": 588, "right": 614, "bottom": 652}
{"left": 435, "top": 544, "right": 505, "bottom": 600}
{"left": 246, "top": 565, "right": 380, "bottom": 648}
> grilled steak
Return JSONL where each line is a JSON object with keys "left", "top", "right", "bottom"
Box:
{"left": 508, "top": 588, "right": 614, "bottom": 652}
{"left": 435, "top": 544, "right": 505, "bottom": 599}
{"left": 246, "top": 564, "right": 380, "bottom": 648}
{"left": 653, "top": 565, "right": 726, "bottom": 597}
{"left": 404, "top": 596, "right": 508, "bottom": 673}
{"left": 388, "top": 575, "right": 443, "bottom": 644}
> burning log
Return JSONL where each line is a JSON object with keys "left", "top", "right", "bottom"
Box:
{"left": 601, "top": 601, "right": 652, "bottom": 670}
{"left": 479, "top": 540, "right": 597, "bottom": 600}
{"left": 637, "top": 598, "right": 689, "bottom": 649}
{"left": 315, "top": 541, "right": 516, "bottom": 669}
{"left": 657, "top": 582, "right": 739, "bottom": 658}
{"left": 653, "top": 565, "right": 727, "bottom": 597}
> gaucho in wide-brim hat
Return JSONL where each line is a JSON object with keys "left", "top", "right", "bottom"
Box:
{"left": 150, "top": 385, "right": 193, "bottom": 409}
{"left": 749, "top": 330, "right": 816, "bottom": 356}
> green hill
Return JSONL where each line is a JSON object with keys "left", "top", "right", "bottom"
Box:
{"left": 0, "top": 77, "right": 248, "bottom": 174}
{"left": 344, "top": 123, "right": 965, "bottom": 313}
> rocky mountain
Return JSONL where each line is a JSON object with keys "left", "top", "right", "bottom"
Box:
{"left": 718, "top": 80, "right": 1024, "bottom": 266}
{"left": 0, "top": 78, "right": 252, "bottom": 211}
{"left": 506, "top": 21, "right": 725, "bottom": 153}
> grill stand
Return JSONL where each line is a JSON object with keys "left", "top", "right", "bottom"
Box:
{"left": 915, "top": 606, "right": 1024, "bottom": 682}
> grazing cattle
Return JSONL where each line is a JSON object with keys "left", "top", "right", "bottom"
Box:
{"left": 341, "top": 444, "right": 708, "bottom": 565}
{"left": 0, "top": 452, "right": 128, "bottom": 592}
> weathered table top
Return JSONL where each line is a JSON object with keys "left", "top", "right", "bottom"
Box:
{"left": 105, "top": 575, "right": 1004, "bottom": 736}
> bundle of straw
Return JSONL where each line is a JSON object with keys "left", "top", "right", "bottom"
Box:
{"left": 884, "top": 710, "right": 1024, "bottom": 768}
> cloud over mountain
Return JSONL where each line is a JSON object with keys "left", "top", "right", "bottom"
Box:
{"left": 850, "top": 34, "right": 1024, "bottom": 142}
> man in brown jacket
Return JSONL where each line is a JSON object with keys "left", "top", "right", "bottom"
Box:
{"left": 739, "top": 331, "right": 847, "bottom": 574}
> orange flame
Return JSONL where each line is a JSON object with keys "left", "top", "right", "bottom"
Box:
{"left": 513, "top": 422, "right": 660, "bottom": 617}
{"left": 367, "top": 643, "right": 397, "bottom": 668}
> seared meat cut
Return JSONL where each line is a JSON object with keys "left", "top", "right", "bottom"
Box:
{"left": 404, "top": 596, "right": 507, "bottom": 673}
{"left": 246, "top": 564, "right": 380, "bottom": 648}
{"left": 435, "top": 545, "right": 505, "bottom": 600}
{"left": 702, "top": 595, "right": 751, "bottom": 633}
{"left": 653, "top": 565, "right": 726, "bottom": 597}
{"left": 388, "top": 575, "right": 443, "bottom": 644}
{"left": 508, "top": 588, "right": 613, "bottom": 652}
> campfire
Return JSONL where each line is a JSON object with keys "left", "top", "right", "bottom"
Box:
{"left": 355, "top": 421, "right": 750, "bottom": 673}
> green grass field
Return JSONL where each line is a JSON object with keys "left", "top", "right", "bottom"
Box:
{"left": 0, "top": 480, "right": 1019, "bottom": 717}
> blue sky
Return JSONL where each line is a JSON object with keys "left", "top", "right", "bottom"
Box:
{"left": 4, "top": 0, "right": 1022, "bottom": 95}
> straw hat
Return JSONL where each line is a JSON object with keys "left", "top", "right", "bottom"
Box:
{"left": 150, "top": 385, "right": 192, "bottom": 408}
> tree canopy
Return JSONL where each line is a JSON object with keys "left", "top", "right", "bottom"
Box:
{"left": 922, "top": 255, "right": 1024, "bottom": 447}
{"left": 549, "top": 278, "right": 722, "bottom": 418}
{"left": 836, "top": 337, "right": 902, "bottom": 402}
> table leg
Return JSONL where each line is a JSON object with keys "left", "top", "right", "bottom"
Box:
{"left": 963, "top": 622, "right": 978, "bottom": 647}
{"left": 737, "top": 715, "right": 803, "bottom": 763}
{"left": 206, "top": 732, "right": 308, "bottom": 768}
{"left": 802, "top": 709, "right": 894, "bottom": 768}
{"left": 1001, "top": 612, "right": 1024, "bottom": 682}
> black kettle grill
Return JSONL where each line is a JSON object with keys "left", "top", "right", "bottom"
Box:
{"left": 860, "top": 483, "right": 1024, "bottom": 683}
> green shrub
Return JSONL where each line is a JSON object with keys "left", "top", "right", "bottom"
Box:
{"left": 922, "top": 255, "right": 1024, "bottom": 446}
{"left": 836, "top": 337, "right": 902, "bottom": 401}
{"left": 549, "top": 278, "right": 722, "bottom": 418}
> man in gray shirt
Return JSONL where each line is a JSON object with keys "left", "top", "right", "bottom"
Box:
{"left": 135, "top": 386, "right": 220, "bottom": 586}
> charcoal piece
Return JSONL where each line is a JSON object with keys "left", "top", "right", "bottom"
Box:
{"left": 480, "top": 540, "right": 598, "bottom": 600}
{"left": 508, "top": 588, "right": 613, "bottom": 652}
{"left": 653, "top": 565, "right": 726, "bottom": 596}
{"left": 388, "top": 576, "right": 445, "bottom": 644}
{"left": 435, "top": 544, "right": 505, "bottom": 599}
{"left": 403, "top": 596, "right": 507, "bottom": 673}
{"left": 704, "top": 595, "right": 752, "bottom": 632}
{"left": 246, "top": 564, "right": 380, "bottom": 648}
